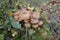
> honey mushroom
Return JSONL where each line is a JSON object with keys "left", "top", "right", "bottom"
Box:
{"left": 38, "top": 20, "right": 43, "bottom": 26}
{"left": 32, "top": 24, "right": 39, "bottom": 29}
{"left": 31, "top": 11, "right": 40, "bottom": 19}
{"left": 14, "top": 11, "right": 20, "bottom": 21}
{"left": 31, "top": 18, "right": 39, "bottom": 24}
{"left": 24, "top": 23, "right": 31, "bottom": 28}
{"left": 24, "top": 19, "right": 30, "bottom": 23}
{"left": 14, "top": 7, "right": 43, "bottom": 29}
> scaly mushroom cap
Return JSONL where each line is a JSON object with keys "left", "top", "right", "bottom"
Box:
{"left": 14, "top": 7, "right": 31, "bottom": 21}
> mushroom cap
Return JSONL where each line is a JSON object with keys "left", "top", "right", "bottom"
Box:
{"left": 31, "top": 19, "right": 39, "bottom": 24}
{"left": 32, "top": 24, "right": 39, "bottom": 29}
{"left": 31, "top": 11, "right": 40, "bottom": 19}
{"left": 24, "top": 23, "right": 30, "bottom": 28}
{"left": 14, "top": 8, "right": 31, "bottom": 21}
{"left": 38, "top": 20, "right": 43, "bottom": 26}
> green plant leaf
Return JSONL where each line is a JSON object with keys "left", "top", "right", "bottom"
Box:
{"left": 5, "top": 19, "right": 9, "bottom": 25}
{"left": 0, "top": 34, "right": 4, "bottom": 40}
{"left": 9, "top": 16, "right": 14, "bottom": 22}
{"left": 11, "top": 22, "right": 22, "bottom": 30}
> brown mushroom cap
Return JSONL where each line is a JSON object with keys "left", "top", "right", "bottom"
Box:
{"left": 14, "top": 7, "right": 31, "bottom": 21}
{"left": 31, "top": 11, "right": 40, "bottom": 19}
{"left": 32, "top": 24, "right": 39, "bottom": 29}
{"left": 24, "top": 23, "right": 30, "bottom": 28}
{"left": 24, "top": 19, "right": 30, "bottom": 23}
{"left": 38, "top": 20, "right": 43, "bottom": 26}
{"left": 31, "top": 19, "right": 39, "bottom": 24}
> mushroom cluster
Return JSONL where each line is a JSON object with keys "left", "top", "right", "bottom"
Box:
{"left": 14, "top": 7, "right": 43, "bottom": 29}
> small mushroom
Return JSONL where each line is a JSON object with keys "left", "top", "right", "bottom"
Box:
{"left": 32, "top": 24, "right": 39, "bottom": 29}
{"left": 38, "top": 20, "right": 43, "bottom": 26}
{"left": 31, "top": 19, "right": 39, "bottom": 24}
{"left": 24, "top": 19, "right": 30, "bottom": 23}
{"left": 24, "top": 23, "right": 30, "bottom": 28}
{"left": 32, "top": 11, "right": 40, "bottom": 19}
